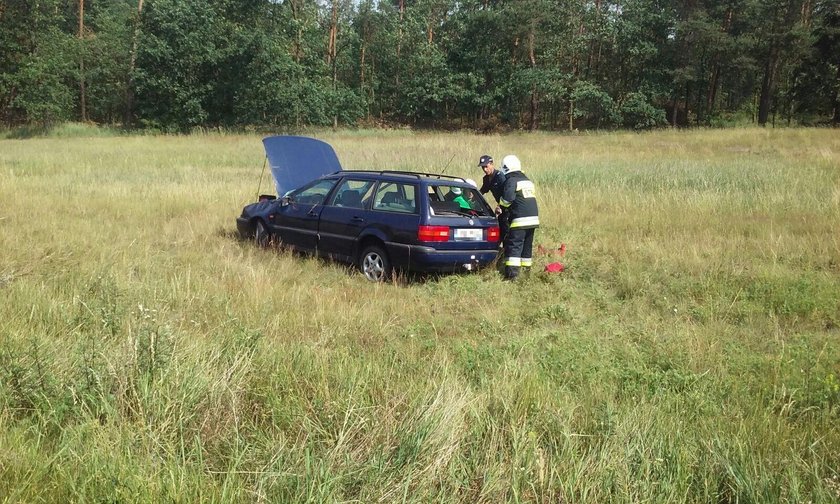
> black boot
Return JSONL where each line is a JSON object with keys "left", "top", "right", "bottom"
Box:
{"left": 504, "top": 266, "right": 520, "bottom": 280}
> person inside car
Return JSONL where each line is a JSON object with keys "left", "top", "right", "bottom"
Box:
{"left": 450, "top": 186, "right": 472, "bottom": 210}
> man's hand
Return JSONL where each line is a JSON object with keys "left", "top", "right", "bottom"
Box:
{"left": 494, "top": 206, "right": 502, "bottom": 216}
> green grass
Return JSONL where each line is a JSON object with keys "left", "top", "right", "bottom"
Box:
{"left": 1, "top": 128, "right": 839, "bottom": 502}
{"left": 0, "top": 122, "right": 130, "bottom": 139}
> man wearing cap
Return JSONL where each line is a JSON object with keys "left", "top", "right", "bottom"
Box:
{"left": 478, "top": 155, "right": 509, "bottom": 243}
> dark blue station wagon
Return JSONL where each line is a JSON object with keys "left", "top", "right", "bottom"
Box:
{"left": 236, "top": 137, "right": 500, "bottom": 281}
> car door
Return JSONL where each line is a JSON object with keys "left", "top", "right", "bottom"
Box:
{"left": 273, "top": 179, "right": 337, "bottom": 252}
{"left": 317, "top": 178, "right": 377, "bottom": 261}
{"left": 369, "top": 181, "right": 420, "bottom": 268}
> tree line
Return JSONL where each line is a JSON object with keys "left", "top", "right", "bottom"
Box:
{"left": 1, "top": 0, "right": 838, "bottom": 132}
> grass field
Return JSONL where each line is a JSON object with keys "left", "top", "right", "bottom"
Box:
{"left": 1, "top": 127, "right": 839, "bottom": 502}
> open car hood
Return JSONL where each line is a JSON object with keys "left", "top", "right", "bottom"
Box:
{"left": 263, "top": 136, "right": 343, "bottom": 197}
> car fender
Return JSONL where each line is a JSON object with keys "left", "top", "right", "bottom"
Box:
{"left": 356, "top": 228, "right": 390, "bottom": 252}
{"left": 357, "top": 226, "right": 416, "bottom": 269}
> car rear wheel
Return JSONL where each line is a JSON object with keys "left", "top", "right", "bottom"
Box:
{"left": 359, "top": 245, "right": 391, "bottom": 282}
{"left": 254, "top": 220, "right": 271, "bottom": 247}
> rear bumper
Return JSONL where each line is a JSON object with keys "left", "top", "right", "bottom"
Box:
{"left": 387, "top": 242, "right": 499, "bottom": 273}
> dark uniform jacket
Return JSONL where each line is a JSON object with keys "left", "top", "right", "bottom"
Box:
{"left": 479, "top": 170, "right": 506, "bottom": 203}
{"left": 499, "top": 171, "right": 539, "bottom": 229}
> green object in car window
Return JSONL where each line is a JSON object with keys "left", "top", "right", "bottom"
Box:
{"left": 453, "top": 194, "right": 471, "bottom": 209}
{"left": 451, "top": 187, "right": 471, "bottom": 210}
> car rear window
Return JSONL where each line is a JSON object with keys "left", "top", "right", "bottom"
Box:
{"left": 428, "top": 184, "right": 493, "bottom": 216}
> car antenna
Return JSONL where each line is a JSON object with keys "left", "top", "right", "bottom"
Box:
{"left": 440, "top": 153, "right": 457, "bottom": 176}
{"left": 255, "top": 155, "right": 268, "bottom": 201}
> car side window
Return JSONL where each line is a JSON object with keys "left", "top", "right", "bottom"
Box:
{"left": 374, "top": 182, "right": 417, "bottom": 214}
{"left": 329, "top": 179, "right": 376, "bottom": 209}
{"left": 292, "top": 179, "right": 337, "bottom": 206}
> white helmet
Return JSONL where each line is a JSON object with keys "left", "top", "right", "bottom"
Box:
{"left": 501, "top": 155, "right": 521, "bottom": 174}
{"left": 465, "top": 178, "right": 478, "bottom": 188}
{"left": 451, "top": 187, "right": 462, "bottom": 195}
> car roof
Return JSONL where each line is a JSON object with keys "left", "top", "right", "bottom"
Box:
{"left": 331, "top": 170, "right": 472, "bottom": 185}
{"left": 261, "top": 136, "right": 475, "bottom": 195}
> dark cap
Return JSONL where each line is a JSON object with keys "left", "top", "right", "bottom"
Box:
{"left": 478, "top": 155, "right": 493, "bottom": 167}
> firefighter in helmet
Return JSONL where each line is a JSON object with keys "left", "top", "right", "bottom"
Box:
{"left": 498, "top": 154, "right": 539, "bottom": 280}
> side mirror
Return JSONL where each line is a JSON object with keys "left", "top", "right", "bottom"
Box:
{"left": 280, "top": 195, "right": 292, "bottom": 207}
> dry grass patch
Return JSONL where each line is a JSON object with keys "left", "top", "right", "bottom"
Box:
{"left": 1, "top": 128, "right": 839, "bottom": 502}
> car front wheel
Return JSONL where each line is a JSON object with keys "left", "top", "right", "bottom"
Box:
{"left": 359, "top": 245, "right": 391, "bottom": 282}
{"left": 254, "top": 220, "right": 271, "bottom": 247}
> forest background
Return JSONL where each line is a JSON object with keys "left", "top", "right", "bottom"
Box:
{"left": 1, "top": 0, "right": 839, "bottom": 133}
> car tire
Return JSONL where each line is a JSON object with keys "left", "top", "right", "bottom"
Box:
{"left": 359, "top": 245, "right": 391, "bottom": 282}
{"left": 254, "top": 220, "right": 271, "bottom": 247}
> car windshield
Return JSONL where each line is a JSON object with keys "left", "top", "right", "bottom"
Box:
{"left": 427, "top": 184, "right": 493, "bottom": 216}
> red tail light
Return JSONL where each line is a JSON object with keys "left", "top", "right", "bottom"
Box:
{"left": 487, "top": 226, "right": 500, "bottom": 242}
{"left": 418, "top": 225, "right": 450, "bottom": 242}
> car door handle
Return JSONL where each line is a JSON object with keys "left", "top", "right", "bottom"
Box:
{"left": 351, "top": 216, "right": 365, "bottom": 223}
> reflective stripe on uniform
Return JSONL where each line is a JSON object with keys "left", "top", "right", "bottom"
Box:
{"left": 516, "top": 180, "right": 536, "bottom": 197}
{"left": 505, "top": 257, "right": 522, "bottom": 266}
{"left": 499, "top": 198, "right": 511, "bottom": 208}
{"left": 510, "top": 215, "right": 540, "bottom": 228}
{"left": 521, "top": 258, "right": 533, "bottom": 267}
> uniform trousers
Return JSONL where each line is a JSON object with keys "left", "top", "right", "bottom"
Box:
{"left": 503, "top": 227, "right": 535, "bottom": 279}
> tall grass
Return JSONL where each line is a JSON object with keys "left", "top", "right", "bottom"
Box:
{"left": 1, "top": 128, "right": 839, "bottom": 502}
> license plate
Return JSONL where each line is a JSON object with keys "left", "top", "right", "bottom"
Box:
{"left": 454, "top": 228, "right": 482, "bottom": 241}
